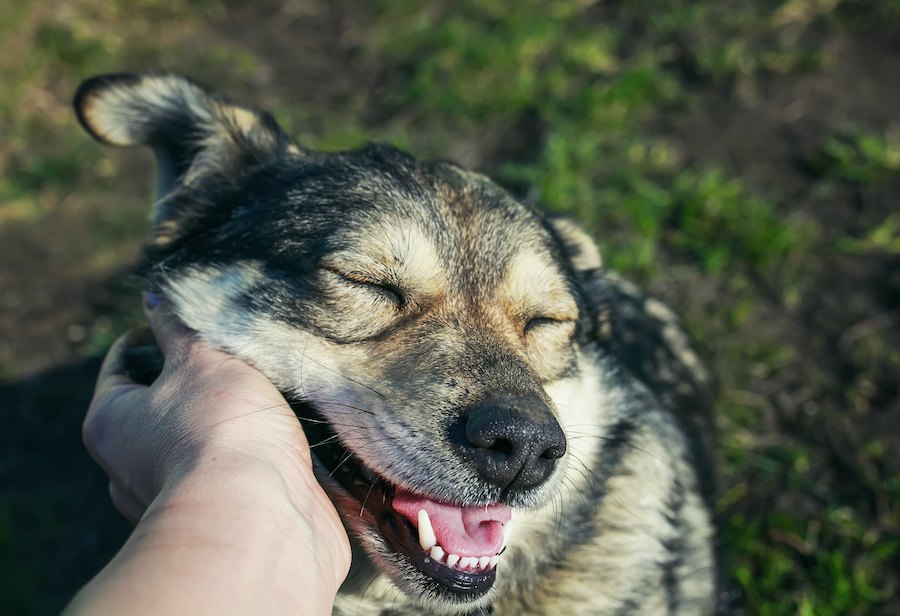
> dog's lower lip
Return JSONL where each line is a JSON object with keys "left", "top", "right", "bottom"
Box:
{"left": 359, "top": 465, "right": 378, "bottom": 484}
{"left": 381, "top": 510, "right": 498, "bottom": 595}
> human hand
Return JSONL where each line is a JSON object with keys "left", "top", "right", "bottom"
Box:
{"left": 82, "top": 293, "right": 350, "bottom": 591}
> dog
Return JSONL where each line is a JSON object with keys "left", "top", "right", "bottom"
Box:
{"left": 74, "top": 73, "right": 722, "bottom": 615}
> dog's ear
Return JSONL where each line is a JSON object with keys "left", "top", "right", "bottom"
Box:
{"left": 549, "top": 216, "right": 614, "bottom": 343}
{"left": 548, "top": 216, "right": 603, "bottom": 274}
{"left": 74, "top": 72, "right": 293, "bottom": 223}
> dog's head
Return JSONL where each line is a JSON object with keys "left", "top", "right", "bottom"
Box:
{"left": 76, "top": 73, "right": 613, "bottom": 612}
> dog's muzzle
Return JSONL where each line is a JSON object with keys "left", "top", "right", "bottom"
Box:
{"left": 297, "top": 395, "right": 566, "bottom": 601}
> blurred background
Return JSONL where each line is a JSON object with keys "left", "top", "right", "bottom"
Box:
{"left": 1, "top": 0, "right": 898, "bottom": 613}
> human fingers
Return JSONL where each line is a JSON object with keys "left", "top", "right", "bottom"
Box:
{"left": 141, "top": 292, "right": 197, "bottom": 362}
{"left": 84, "top": 329, "right": 151, "bottom": 476}
{"left": 88, "top": 328, "right": 147, "bottom": 406}
{"left": 83, "top": 320, "right": 203, "bottom": 504}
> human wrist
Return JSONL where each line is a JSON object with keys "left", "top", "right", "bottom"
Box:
{"left": 153, "top": 449, "right": 351, "bottom": 592}
{"left": 68, "top": 441, "right": 350, "bottom": 615}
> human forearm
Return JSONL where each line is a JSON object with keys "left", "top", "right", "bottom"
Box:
{"left": 67, "top": 454, "right": 349, "bottom": 615}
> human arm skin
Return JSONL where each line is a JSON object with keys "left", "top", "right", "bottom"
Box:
{"left": 66, "top": 294, "right": 350, "bottom": 615}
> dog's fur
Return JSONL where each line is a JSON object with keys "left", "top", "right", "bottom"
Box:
{"left": 75, "top": 73, "right": 722, "bottom": 615}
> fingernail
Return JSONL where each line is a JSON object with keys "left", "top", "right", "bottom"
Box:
{"left": 143, "top": 291, "right": 162, "bottom": 311}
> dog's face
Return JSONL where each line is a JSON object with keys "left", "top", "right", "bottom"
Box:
{"left": 75, "top": 74, "right": 610, "bottom": 613}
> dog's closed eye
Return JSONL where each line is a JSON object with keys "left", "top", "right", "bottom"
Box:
{"left": 325, "top": 267, "right": 407, "bottom": 308}
{"left": 524, "top": 316, "right": 575, "bottom": 334}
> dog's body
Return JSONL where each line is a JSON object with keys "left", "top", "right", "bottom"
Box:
{"left": 75, "top": 73, "right": 721, "bottom": 615}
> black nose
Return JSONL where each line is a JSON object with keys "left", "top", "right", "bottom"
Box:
{"left": 462, "top": 397, "right": 567, "bottom": 493}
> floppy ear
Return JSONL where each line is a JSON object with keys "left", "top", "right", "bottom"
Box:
{"left": 548, "top": 216, "right": 603, "bottom": 273}
{"left": 548, "top": 215, "right": 613, "bottom": 342}
{"left": 74, "top": 72, "right": 293, "bottom": 223}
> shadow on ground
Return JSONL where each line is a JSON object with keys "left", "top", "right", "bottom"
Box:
{"left": 0, "top": 357, "right": 130, "bottom": 614}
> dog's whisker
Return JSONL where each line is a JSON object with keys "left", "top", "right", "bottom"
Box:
{"left": 288, "top": 396, "right": 378, "bottom": 418}
{"left": 567, "top": 453, "right": 610, "bottom": 491}
{"left": 327, "top": 451, "right": 357, "bottom": 478}
{"left": 202, "top": 402, "right": 297, "bottom": 428}
{"left": 357, "top": 570, "right": 383, "bottom": 612}
{"left": 360, "top": 478, "right": 378, "bottom": 517}
{"left": 298, "top": 351, "right": 388, "bottom": 400}
{"left": 309, "top": 433, "right": 343, "bottom": 449}
{"left": 290, "top": 433, "right": 401, "bottom": 460}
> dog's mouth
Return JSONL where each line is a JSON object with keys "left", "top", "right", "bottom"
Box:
{"left": 294, "top": 402, "right": 511, "bottom": 600}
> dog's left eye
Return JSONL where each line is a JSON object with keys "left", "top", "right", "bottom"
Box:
{"left": 524, "top": 316, "right": 576, "bottom": 335}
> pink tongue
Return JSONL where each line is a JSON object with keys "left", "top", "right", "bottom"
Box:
{"left": 392, "top": 486, "right": 511, "bottom": 557}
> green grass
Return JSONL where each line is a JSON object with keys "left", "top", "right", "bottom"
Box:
{"left": 3, "top": 0, "right": 899, "bottom": 613}
{"left": 812, "top": 129, "right": 900, "bottom": 184}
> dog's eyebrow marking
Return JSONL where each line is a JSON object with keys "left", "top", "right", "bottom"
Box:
{"left": 499, "top": 251, "right": 578, "bottom": 319}
{"left": 328, "top": 222, "right": 447, "bottom": 298}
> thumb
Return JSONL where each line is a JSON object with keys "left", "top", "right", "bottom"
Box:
{"left": 142, "top": 292, "right": 196, "bottom": 360}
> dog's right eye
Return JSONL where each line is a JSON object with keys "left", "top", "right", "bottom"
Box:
{"left": 325, "top": 268, "right": 406, "bottom": 308}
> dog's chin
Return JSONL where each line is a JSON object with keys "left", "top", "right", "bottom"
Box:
{"left": 296, "top": 403, "right": 523, "bottom": 611}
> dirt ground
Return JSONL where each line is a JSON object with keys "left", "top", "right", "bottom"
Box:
{"left": 1, "top": 2, "right": 898, "bottom": 614}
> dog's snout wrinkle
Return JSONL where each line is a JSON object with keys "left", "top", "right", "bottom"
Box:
{"left": 462, "top": 397, "right": 566, "bottom": 493}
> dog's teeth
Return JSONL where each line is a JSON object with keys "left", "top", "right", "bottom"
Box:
{"left": 430, "top": 545, "right": 445, "bottom": 561}
{"left": 500, "top": 519, "right": 514, "bottom": 552}
{"left": 459, "top": 556, "right": 476, "bottom": 570}
{"left": 417, "top": 509, "right": 437, "bottom": 551}
{"left": 446, "top": 553, "right": 460, "bottom": 568}
{"left": 478, "top": 556, "right": 491, "bottom": 570}
{"left": 488, "top": 555, "right": 500, "bottom": 569}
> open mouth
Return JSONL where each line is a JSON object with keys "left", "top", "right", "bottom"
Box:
{"left": 294, "top": 402, "right": 512, "bottom": 599}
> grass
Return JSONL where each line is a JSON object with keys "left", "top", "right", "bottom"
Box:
{"left": 2, "top": 0, "right": 899, "bottom": 614}
{"left": 839, "top": 215, "right": 900, "bottom": 254}
{"left": 808, "top": 128, "right": 900, "bottom": 185}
